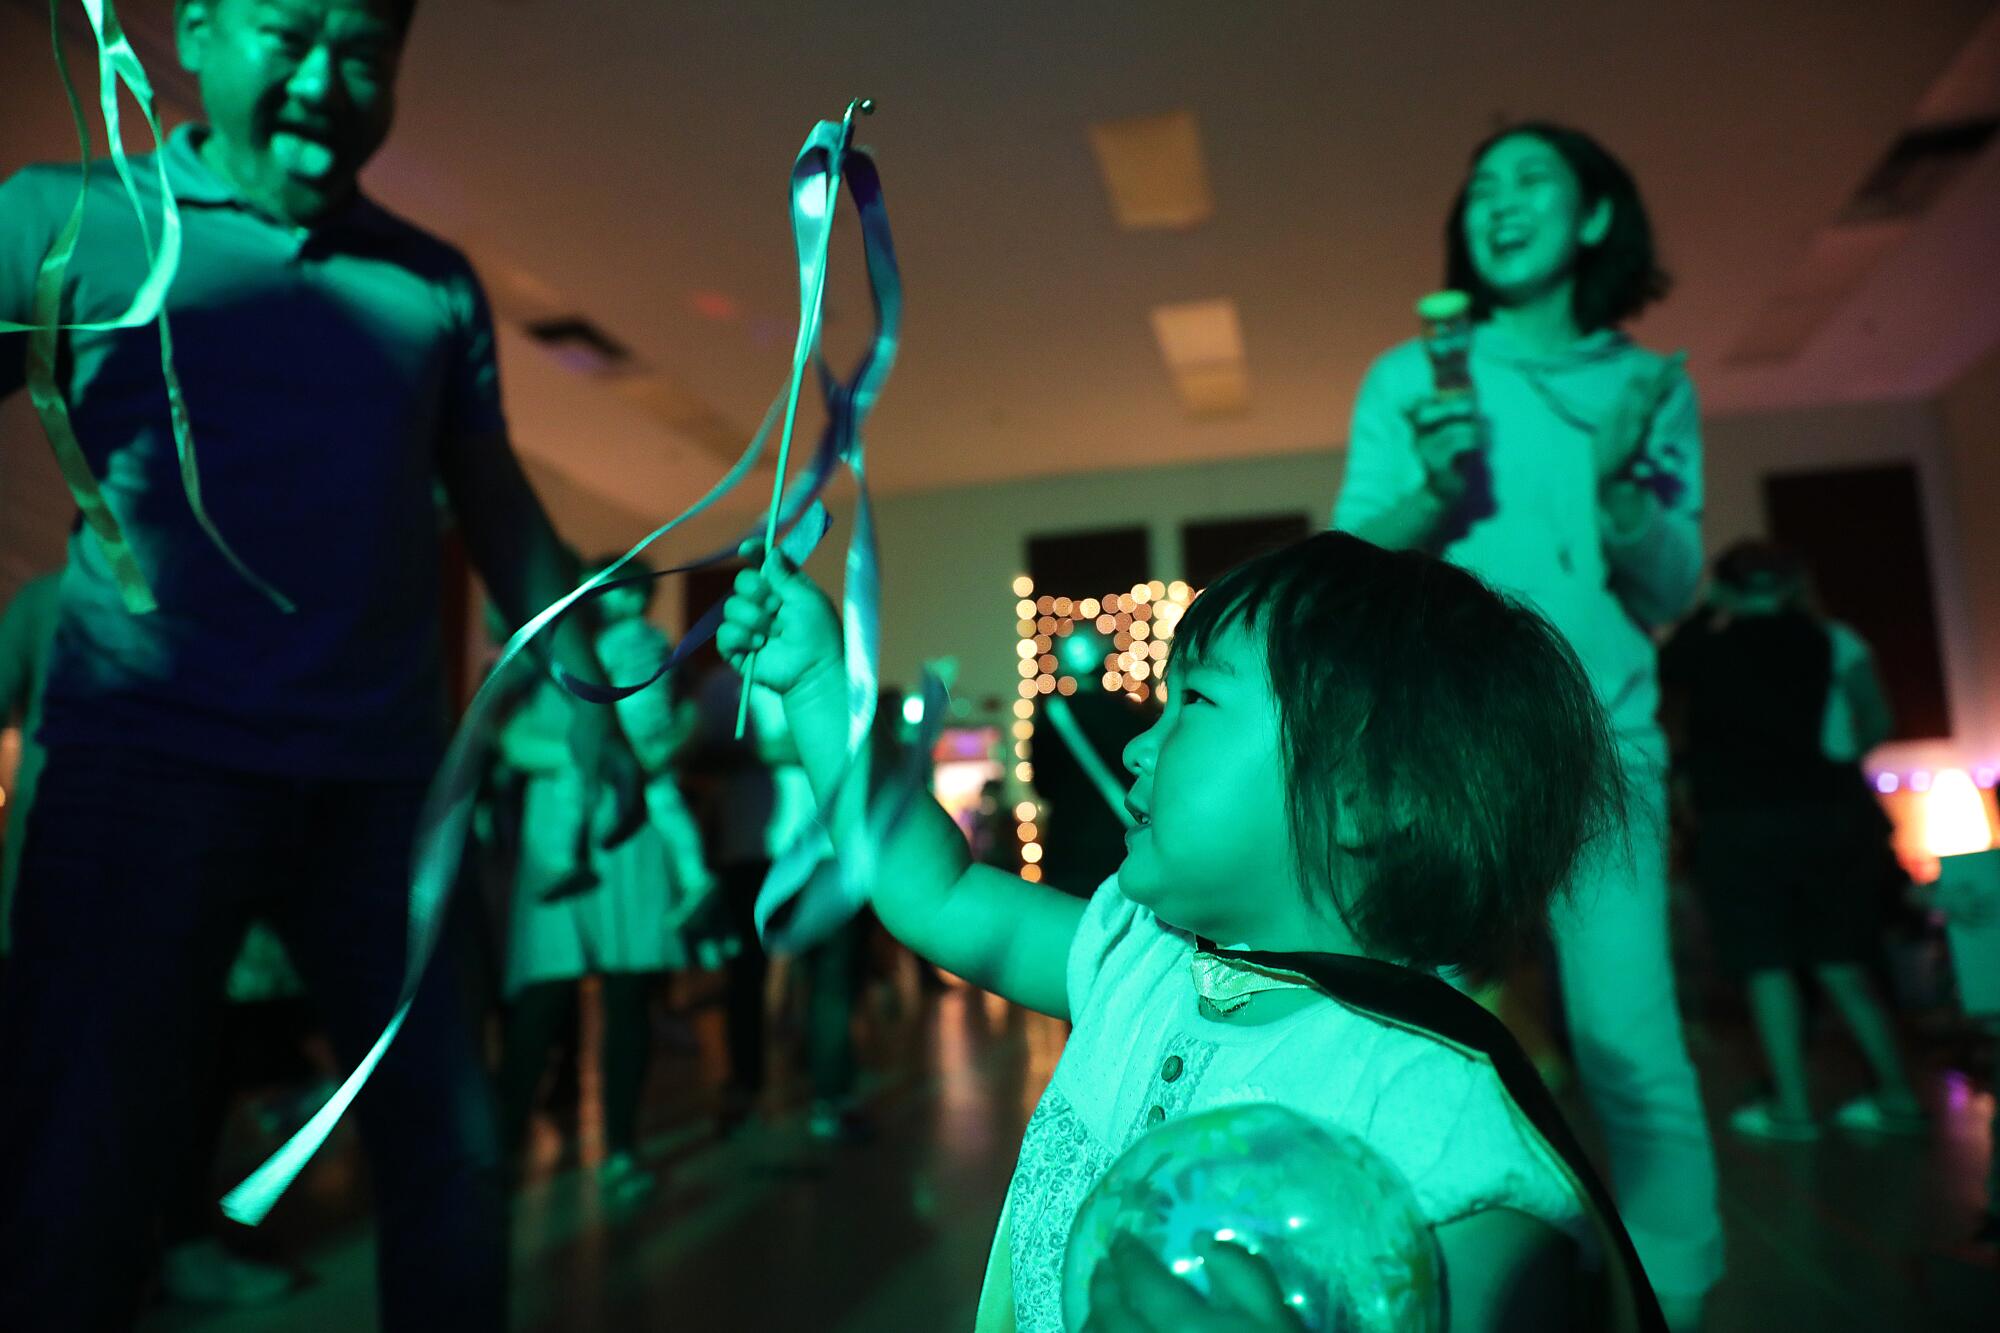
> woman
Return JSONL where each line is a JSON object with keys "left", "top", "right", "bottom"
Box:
{"left": 1333, "top": 123, "right": 1721, "bottom": 1330}
{"left": 495, "top": 556, "right": 715, "bottom": 1197}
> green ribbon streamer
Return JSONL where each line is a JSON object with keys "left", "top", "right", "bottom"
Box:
{"left": 221, "top": 109, "right": 896, "bottom": 1224}
{"left": 4, "top": 0, "right": 292, "bottom": 613}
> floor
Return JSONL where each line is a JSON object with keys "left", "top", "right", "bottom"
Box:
{"left": 137, "top": 962, "right": 1998, "bottom": 1332}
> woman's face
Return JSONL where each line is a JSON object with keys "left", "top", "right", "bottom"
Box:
{"left": 1461, "top": 134, "right": 1608, "bottom": 310}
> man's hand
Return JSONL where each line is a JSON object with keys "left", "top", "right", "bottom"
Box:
{"left": 1593, "top": 351, "right": 1685, "bottom": 482}
{"left": 1081, "top": 1234, "right": 1308, "bottom": 1333}
{"left": 1404, "top": 394, "right": 1482, "bottom": 507}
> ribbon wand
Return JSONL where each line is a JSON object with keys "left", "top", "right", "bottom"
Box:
{"left": 736, "top": 96, "right": 876, "bottom": 738}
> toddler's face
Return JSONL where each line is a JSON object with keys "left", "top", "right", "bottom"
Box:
{"left": 1118, "top": 622, "right": 1302, "bottom": 946}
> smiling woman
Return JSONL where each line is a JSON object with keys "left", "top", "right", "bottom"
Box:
{"left": 1332, "top": 121, "right": 1721, "bottom": 1328}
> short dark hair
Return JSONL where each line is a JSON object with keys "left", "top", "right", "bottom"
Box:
{"left": 1444, "top": 121, "right": 1671, "bottom": 333}
{"left": 1713, "top": 540, "right": 1808, "bottom": 603}
{"left": 1173, "top": 532, "right": 1624, "bottom": 975}
{"left": 184, "top": 0, "right": 418, "bottom": 34}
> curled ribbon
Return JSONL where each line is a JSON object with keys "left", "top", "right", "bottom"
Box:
{"left": 222, "top": 108, "right": 902, "bottom": 1223}
{"left": 5, "top": 0, "right": 292, "bottom": 614}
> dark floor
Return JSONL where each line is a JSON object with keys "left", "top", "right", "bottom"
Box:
{"left": 139, "top": 960, "right": 1998, "bottom": 1332}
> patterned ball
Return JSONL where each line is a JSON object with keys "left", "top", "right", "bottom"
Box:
{"left": 1061, "top": 1102, "right": 1442, "bottom": 1331}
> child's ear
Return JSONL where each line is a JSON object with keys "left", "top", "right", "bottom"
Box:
{"left": 1580, "top": 197, "right": 1612, "bottom": 248}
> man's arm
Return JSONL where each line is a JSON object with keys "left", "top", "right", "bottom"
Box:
{"left": 0, "top": 167, "right": 63, "bottom": 404}
{"left": 437, "top": 428, "right": 599, "bottom": 683}
{"left": 0, "top": 575, "right": 60, "bottom": 722}
{"left": 438, "top": 427, "right": 645, "bottom": 839}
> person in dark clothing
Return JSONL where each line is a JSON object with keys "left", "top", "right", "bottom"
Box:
{"left": 1662, "top": 541, "right": 1923, "bottom": 1142}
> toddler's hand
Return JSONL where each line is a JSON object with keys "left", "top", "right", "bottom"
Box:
{"left": 717, "top": 545, "right": 843, "bottom": 696}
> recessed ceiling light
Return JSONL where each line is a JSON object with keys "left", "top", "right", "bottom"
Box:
{"left": 1088, "top": 110, "right": 1215, "bottom": 231}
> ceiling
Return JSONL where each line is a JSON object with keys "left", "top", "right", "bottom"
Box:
{"left": 5, "top": 0, "right": 1999, "bottom": 521}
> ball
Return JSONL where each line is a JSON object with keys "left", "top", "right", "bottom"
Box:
{"left": 1061, "top": 1102, "right": 1442, "bottom": 1331}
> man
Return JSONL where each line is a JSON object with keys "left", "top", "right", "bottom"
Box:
{"left": 0, "top": 3, "right": 636, "bottom": 1327}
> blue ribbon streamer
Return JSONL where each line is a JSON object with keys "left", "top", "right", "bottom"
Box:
{"left": 221, "top": 114, "right": 901, "bottom": 1223}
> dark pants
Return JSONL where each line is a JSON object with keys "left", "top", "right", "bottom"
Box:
{"left": 165, "top": 995, "right": 321, "bottom": 1247}
{"left": 499, "top": 973, "right": 657, "bottom": 1156}
{"left": 0, "top": 745, "right": 504, "bottom": 1332}
{"left": 804, "top": 919, "right": 862, "bottom": 1105}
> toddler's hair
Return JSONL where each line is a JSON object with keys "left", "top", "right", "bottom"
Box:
{"left": 1174, "top": 532, "right": 1624, "bottom": 975}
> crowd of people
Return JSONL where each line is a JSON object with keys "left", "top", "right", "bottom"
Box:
{"left": 0, "top": 2, "right": 1991, "bottom": 1331}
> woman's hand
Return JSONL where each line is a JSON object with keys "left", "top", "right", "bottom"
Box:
{"left": 716, "top": 547, "right": 844, "bottom": 698}
{"left": 1404, "top": 394, "right": 1482, "bottom": 506}
{"left": 1081, "top": 1235, "right": 1308, "bottom": 1333}
{"left": 1593, "top": 351, "right": 1685, "bottom": 482}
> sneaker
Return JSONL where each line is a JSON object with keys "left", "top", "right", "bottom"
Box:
{"left": 1831, "top": 1093, "right": 1928, "bottom": 1137}
{"left": 596, "top": 1151, "right": 657, "bottom": 1202}
{"left": 1728, "top": 1100, "right": 1821, "bottom": 1142}
{"left": 160, "top": 1239, "right": 295, "bottom": 1308}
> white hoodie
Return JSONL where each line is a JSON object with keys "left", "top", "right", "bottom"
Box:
{"left": 1333, "top": 323, "right": 1704, "bottom": 752}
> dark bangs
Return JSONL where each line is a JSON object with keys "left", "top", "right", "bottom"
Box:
{"left": 1174, "top": 532, "right": 1625, "bottom": 976}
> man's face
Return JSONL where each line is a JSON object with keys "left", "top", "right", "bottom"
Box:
{"left": 178, "top": 0, "right": 405, "bottom": 226}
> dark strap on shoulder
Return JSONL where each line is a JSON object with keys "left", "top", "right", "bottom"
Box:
{"left": 1215, "top": 947, "right": 1667, "bottom": 1333}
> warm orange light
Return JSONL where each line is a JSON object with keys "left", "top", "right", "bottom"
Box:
{"left": 1021, "top": 864, "right": 1043, "bottom": 883}
{"left": 1922, "top": 769, "right": 1996, "bottom": 857}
